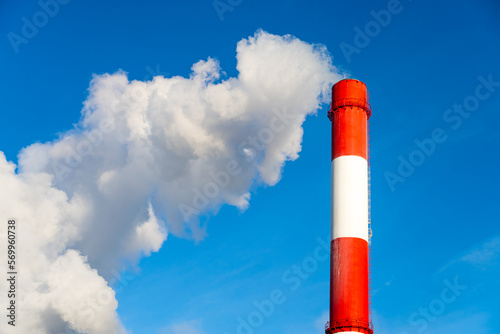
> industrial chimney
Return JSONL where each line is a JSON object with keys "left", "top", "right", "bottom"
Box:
{"left": 326, "top": 79, "right": 373, "bottom": 334}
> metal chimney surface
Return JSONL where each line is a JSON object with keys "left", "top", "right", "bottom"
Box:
{"left": 326, "top": 79, "right": 373, "bottom": 334}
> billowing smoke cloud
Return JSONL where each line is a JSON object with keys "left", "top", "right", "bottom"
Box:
{"left": 0, "top": 30, "right": 343, "bottom": 333}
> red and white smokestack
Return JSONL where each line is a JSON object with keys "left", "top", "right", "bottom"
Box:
{"left": 326, "top": 79, "right": 373, "bottom": 334}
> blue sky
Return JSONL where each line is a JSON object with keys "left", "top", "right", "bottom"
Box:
{"left": 1, "top": 0, "right": 500, "bottom": 333}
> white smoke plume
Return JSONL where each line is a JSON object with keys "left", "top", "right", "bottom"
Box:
{"left": 0, "top": 30, "right": 343, "bottom": 333}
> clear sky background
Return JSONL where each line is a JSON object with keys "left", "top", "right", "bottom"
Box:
{"left": 1, "top": 0, "right": 500, "bottom": 333}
